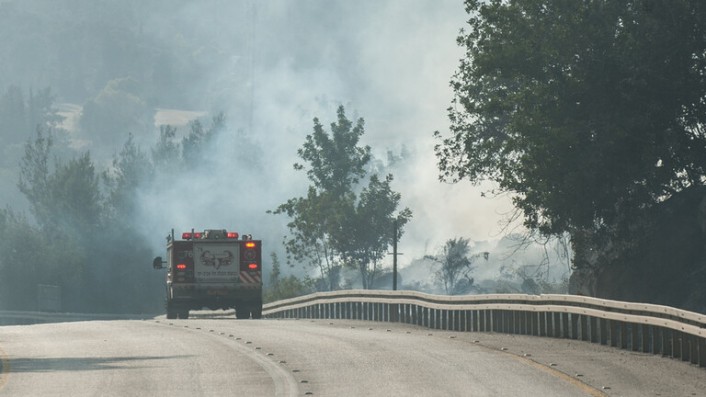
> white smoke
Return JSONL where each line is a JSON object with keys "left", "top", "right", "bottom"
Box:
{"left": 132, "top": 0, "right": 518, "bottom": 272}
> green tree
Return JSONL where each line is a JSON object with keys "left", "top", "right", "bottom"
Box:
{"left": 336, "top": 174, "right": 412, "bottom": 289}
{"left": 264, "top": 252, "right": 314, "bottom": 302}
{"left": 18, "top": 128, "right": 54, "bottom": 228}
{"left": 181, "top": 112, "right": 225, "bottom": 167}
{"left": 273, "top": 106, "right": 411, "bottom": 290}
{"left": 152, "top": 125, "right": 180, "bottom": 170}
{"left": 426, "top": 238, "right": 488, "bottom": 295}
{"left": 104, "top": 133, "right": 152, "bottom": 221}
{"left": 435, "top": 0, "right": 706, "bottom": 250}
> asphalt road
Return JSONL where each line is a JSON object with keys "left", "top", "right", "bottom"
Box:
{"left": 0, "top": 316, "right": 704, "bottom": 396}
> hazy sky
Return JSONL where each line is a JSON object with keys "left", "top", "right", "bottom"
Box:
{"left": 135, "top": 1, "right": 517, "bottom": 264}
{"left": 2, "top": 0, "right": 518, "bottom": 270}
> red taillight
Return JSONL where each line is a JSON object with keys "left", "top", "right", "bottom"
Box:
{"left": 245, "top": 241, "right": 256, "bottom": 248}
{"left": 182, "top": 232, "right": 192, "bottom": 240}
{"left": 227, "top": 232, "right": 239, "bottom": 239}
{"left": 193, "top": 232, "right": 203, "bottom": 239}
{"left": 176, "top": 263, "right": 187, "bottom": 270}
{"left": 248, "top": 263, "right": 259, "bottom": 270}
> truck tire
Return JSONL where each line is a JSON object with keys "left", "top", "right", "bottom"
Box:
{"left": 178, "top": 310, "right": 190, "bottom": 319}
{"left": 166, "top": 301, "right": 177, "bottom": 319}
{"left": 251, "top": 305, "right": 262, "bottom": 319}
{"left": 235, "top": 305, "right": 249, "bottom": 319}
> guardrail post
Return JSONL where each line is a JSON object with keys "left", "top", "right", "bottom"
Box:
{"left": 390, "top": 303, "right": 399, "bottom": 323}
{"left": 642, "top": 325, "right": 651, "bottom": 353}
{"left": 538, "top": 312, "right": 547, "bottom": 337}
{"left": 560, "top": 312, "right": 569, "bottom": 338}
{"left": 619, "top": 322, "right": 628, "bottom": 350}
{"left": 678, "top": 332, "right": 687, "bottom": 361}
{"left": 569, "top": 313, "right": 579, "bottom": 340}
{"left": 589, "top": 317, "right": 598, "bottom": 343}
{"left": 578, "top": 315, "right": 588, "bottom": 341}
{"left": 599, "top": 318, "right": 608, "bottom": 345}
{"left": 663, "top": 328, "right": 673, "bottom": 357}
{"left": 631, "top": 323, "right": 639, "bottom": 351}
{"left": 689, "top": 335, "right": 701, "bottom": 365}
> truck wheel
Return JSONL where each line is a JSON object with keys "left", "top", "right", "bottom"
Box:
{"left": 166, "top": 301, "right": 177, "bottom": 319}
{"left": 235, "top": 306, "right": 249, "bottom": 319}
{"left": 178, "top": 310, "right": 190, "bottom": 319}
{"left": 251, "top": 306, "right": 262, "bottom": 319}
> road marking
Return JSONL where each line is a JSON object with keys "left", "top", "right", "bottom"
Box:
{"left": 457, "top": 337, "right": 607, "bottom": 396}
{"left": 511, "top": 353, "right": 606, "bottom": 397}
{"left": 0, "top": 344, "right": 10, "bottom": 391}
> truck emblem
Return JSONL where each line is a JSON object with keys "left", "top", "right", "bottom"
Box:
{"left": 200, "top": 250, "right": 234, "bottom": 269}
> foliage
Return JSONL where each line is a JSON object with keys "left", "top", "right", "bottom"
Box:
{"left": 263, "top": 252, "right": 314, "bottom": 303}
{"left": 273, "top": 106, "right": 412, "bottom": 290}
{"left": 103, "top": 133, "right": 152, "bottom": 221}
{"left": 435, "top": 0, "right": 706, "bottom": 244}
{"left": 181, "top": 112, "right": 225, "bottom": 167}
{"left": 426, "top": 237, "right": 488, "bottom": 295}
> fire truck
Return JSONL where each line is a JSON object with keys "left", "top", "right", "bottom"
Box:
{"left": 152, "top": 229, "right": 263, "bottom": 319}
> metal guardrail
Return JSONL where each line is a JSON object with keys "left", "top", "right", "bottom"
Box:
{"left": 263, "top": 290, "right": 706, "bottom": 368}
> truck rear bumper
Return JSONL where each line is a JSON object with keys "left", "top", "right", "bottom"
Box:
{"left": 167, "top": 283, "right": 262, "bottom": 310}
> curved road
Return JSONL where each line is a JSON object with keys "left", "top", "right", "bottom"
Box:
{"left": 0, "top": 317, "right": 703, "bottom": 396}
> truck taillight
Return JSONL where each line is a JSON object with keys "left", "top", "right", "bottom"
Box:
{"left": 227, "top": 232, "right": 239, "bottom": 239}
{"left": 176, "top": 263, "right": 187, "bottom": 270}
{"left": 248, "top": 263, "right": 259, "bottom": 270}
{"left": 182, "top": 232, "right": 203, "bottom": 240}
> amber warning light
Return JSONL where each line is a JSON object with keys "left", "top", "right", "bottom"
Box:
{"left": 245, "top": 241, "right": 256, "bottom": 248}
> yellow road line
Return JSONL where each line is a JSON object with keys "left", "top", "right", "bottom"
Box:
{"left": 511, "top": 353, "right": 606, "bottom": 397}
{"left": 458, "top": 337, "right": 606, "bottom": 397}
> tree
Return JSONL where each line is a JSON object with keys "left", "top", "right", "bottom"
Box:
{"left": 181, "top": 113, "right": 225, "bottom": 167}
{"left": 336, "top": 174, "right": 412, "bottom": 289}
{"left": 426, "top": 237, "right": 488, "bottom": 295}
{"left": 435, "top": 1, "right": 706, "bottom": 245}
{"left": 273, "top": 106, "right": 411, "bottom": 290}
{"left": 264, "top": 252, "right": 314, "bottom": 302}
{"left": 104, "top": 133, "right": 152, "bottom": 221}
{"left": 18, "top": 128, "right": 54, "bottom": 228}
